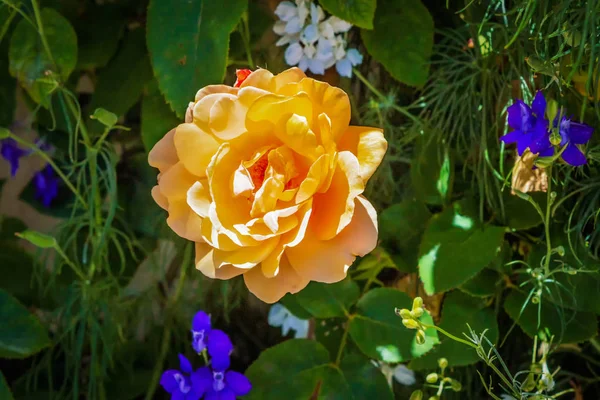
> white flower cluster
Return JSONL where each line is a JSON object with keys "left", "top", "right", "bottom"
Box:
{"left": 268, "top": 303, "right": 309, "bottom": 339}
{"left": 273, "top": 0, "right": 363, "bottom": 77}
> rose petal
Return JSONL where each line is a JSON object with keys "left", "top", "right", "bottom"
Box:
{"left": 151, "top": 185, "right": 168, "bottom": 210}
{"left": 286, "top": 196, "right": 377, "bottom": 283}
{"left": 336, "top": 126, "right": 387, "bottom": 183}
{"left": 166, "top": 198, "right": 204, "bottom": 242}
{"left": 174, "top": 123, "right": 221, "bottom": 177}
{"left": 195, "top": 243, "right": 245, "bottom": 279}
{"left": 244, "top": 254, "right": 309, "bottom": 303}
{"left": 187, "top": 181, "right": 211, "bottom": 218}
{"left": 148, "top": 128, "right": 178, "bottom": 173}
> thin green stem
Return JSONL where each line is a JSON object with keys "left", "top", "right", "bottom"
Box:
{"left": 145, "top": 244, "right": 192, "bottom": 400}
{"left": 543, "top": 166, "right": 553, "bottom": 276}
{"left": 241, "top": 14, "right": 255, "bottom": 69}
{"left": 7, "top": 133, "right": 87, "bottom": 209}
{"left": 422, "top": 323, "right": 478, "bottom": 349}
{"left": 31, "top": 0, "right": 57, "bottom": 69}
{"left": 335, "top": 317, "right": 352, "bottom": 365}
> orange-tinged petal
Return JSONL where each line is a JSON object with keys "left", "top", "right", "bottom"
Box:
{"left": 280, "top": 113, "right": 322, "bottom": 159}
{"left": 151, "top": 185, "right": 168, "bottom": 210}
{"left": 208, "top": 87, "right": 268, "bottom": 142}
{"left": 148, "top": 128, "right": 178, "bottom": 173}
{"left": 157, "top": 162, "right": 197, "bottom": 200}
{"left": 279, "top": 78, "right": 350, "bottom": 142}
{"left": 232, "top": 164, "right": 254, "bottom": 197}
{"left": 193, "top": 93, "right": 237, "bottom": 132}
{"left": 296, "top": 153, "right": 330, "bottom": 203}
{"left": 174, "top": 123, "right": 220, "bottom": 177}
{"left": 187, "top": 181, "right": 211, "bottom": 217}
{"left": 213, "top": 237, "right": 280, "bottom": 269}
{"left": 166, "top": 198, "right": 204, "bottom": 242}
{"left": 194, "top": 84, "right": 238, "bottom": 102}
{"left": 337, "top": 126, "right": 387, "bottom": 183}
{"left": 274, "top": 67, "right": 307, "bottom": 92}
{"left": 195, "top": 243, "right": 245, "bottom": 279}
{"left": 246, "top": 93, "right": 314, "bottom": 131}
{"left": 286, "top": 196, "right": 377, "bottom": 283}
{"left": 244, "top": 254, "right": 309, "bottom": 303}
{"left": 251, "top": 176, "right": 284, "bottom": 217}
{"left": 239, "top": 68, "right": 276, "bottom": 91}
{"left": 310, "top": 151, "right": 364, "bottom": 240}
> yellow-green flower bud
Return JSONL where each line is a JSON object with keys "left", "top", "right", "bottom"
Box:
{"left": 450, "top": 379, "right": 462, "bottom": 392}
{"left": 549, "top": 131, "right": 562, "bottom": 146}
{"left": 399, "top": 308, "right": 413, "bottom": 319}
{"left": 428, "top": 396, "right": 439, "bottom": 400}
{"left": 426, "top": 373, "right": 438, "bottom": 383}
{"left": 409, "top": 390, "right": 423, "bottom": 400}
{"left": 416, "top": 329, "right": 427, "bottom": 345}
{"left": 402, "top": 319, "right": 419, "bottom": 329}
{"left": 412, "top": 307, "right": 424, "bottom": 318}
{"left": 437, "top": 358, "right": 448, "bottom": 369}
{"left": 412, "top": 297, "right": 424, "bottom": 311}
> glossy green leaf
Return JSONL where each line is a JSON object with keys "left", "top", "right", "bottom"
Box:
{"left": 340, "top": 353, "right": 394, "bottom": 400}
{"left": 147, "top": 0, "right": 248, "bottom": 117}
{"left": 280, "top": 293, "right": 313, "bottom": 320}
{"left": 379, "top": 199, "right": 431, "bottom": 272}
{"left": 504, "top": 290, "right": 597, "bottom": 343}
{"left": 361, "top": 0, "right": 433, "bottom": 86}
{"left": 16, "top": 229, "right": 57, "bottom": 249}
{"left": 245, "top": 339, "right": 352, "bottom": 400}
{"left": 9, "top": 8, "right": 77, "bottom": 105}
{"left": 0, "top": 289, "right": 51, "bottom": 358}
{"left": 74, "top": 4, "right": 125, "bottom": 70}
{"left": 315, "top": 317, "right": 346, "bottom": 360}
{"left": 88, "top": 28, "right": 153, "bottom": 132}
{"left": 296, "top": 278, "right": 359, "bottom": 318}
{"left": 352, "top": 247, "right": 399, "bottom": 281}
{"left": 318, "top": 0, "right": 376, "bottom": 29}
{"left": 349, "top": 288, "right": 438, "bottom": 363}
{"left": 0, "top": 371, "right": 14, "bottom": 400}
{"left": 141, "top": 79, "right": 180, "bottom": 152}
{"left": 459, "top": 268, "right": 502, "bottom": 297}
{"left": 418, "top": 201, "right": 505, "bottom": 295}
{"left": 410, "top": 135, "right": 454, "bottom": 205}
{"left": 409, "top": 291, "right": 499, "bottom": 370}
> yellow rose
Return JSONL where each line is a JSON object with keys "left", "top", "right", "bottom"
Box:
{"left": 148, "top": 67, "right": 387, "bottom": 303}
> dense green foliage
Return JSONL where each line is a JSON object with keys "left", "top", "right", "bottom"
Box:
{"left": 1, "top": 0, "right": 600, "bottom": 399}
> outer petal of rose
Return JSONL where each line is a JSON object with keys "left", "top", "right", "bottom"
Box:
{"left": 240, "top": 69, "right": 276, "bottom": 91}
{"left": 244, "top": 254, "right": 309, "bottom": 303}
{"left": 157, "top": 162, "right": 197, "bottom": 200}
{"left": 194, "top": 85, "right": 238, "bottom": 102}
{"left": 151, "top": 185, "right": 168, "bottom": 210}
{"left": 195, "top": 243, "right": 245, "bottom": 279}
{"left": 286, "top": 196, "right": 377, "bottom": 283}
{"left": 148, "top": 128, "right": 178, "bottom": 173}
{"left": 173, "top": 123, "right": 221, "bottom": 177}
{"left": 279, "top": 78, "right": 350, "bottom": 142}
{"left": 274, "top": 67, "right": 307, "bottom": 92}
{"left": 296, "top": 153, "right": 330, "bottom": 203}
{"left": 310, "top": 151, "right": 364, "bottom": 240}
{"left": 246, "top": 93, "right": 314, "bottom": 132}
{"left": 166, "top": 198, "right": 204, "bottom": 242}
{"left": 336, "top": 126, "right": 387, "bottom": 183}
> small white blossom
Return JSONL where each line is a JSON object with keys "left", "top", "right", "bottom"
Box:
{"left": 273, "top": 0, "right": 363, "bottom": 77}
{"left": 268, "top": 303, "right": 309, "bottom": 339}
{"left": 392, "top": 364, "right": 416, "bottom": 386}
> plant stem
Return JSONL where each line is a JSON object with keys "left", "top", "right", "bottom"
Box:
{"left": 422, "top": 323, "right": 478, "bottom": 349}
{"left": 8, "top": 133, "right": 87, "bottom": 209}
{"left": 543, "top": 166, "right": 553, "bottom": 276}
{"left": 335, "top": 317, "right": 352, "bottom": 365}
{"left": 145, "top": 244, "right": 192, "bottom": 400}
{"left": 31, "top": 0, "right": 57, "bottom": 70}
{"left": 54, "top": 244, "right": 87, "bottom": 281}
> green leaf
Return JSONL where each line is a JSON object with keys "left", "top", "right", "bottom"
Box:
{"left": 0, "top": 371, "right": 14, "bottom": 400}
{"left": 16, "top": 229, "right": 57, "bottom": 249}
{"left": 9, "top": 8, "right": 77, "bottom": 105}
{"left": 296, "top": 278, "right": 359, "bottom": 318}
{"left": 502, "top": 191, "right": 546, "bottom": 230}
{"left": 74, "top": 4, "right": 125, "bottom": 70}
{"left": 340, "top": 353, "right": 394, "bottom": 400}
{"left": 90, "top": 108, "right": 118, "bottom": 129}
{"left": 87, "top": 28, "right": 153, "bottom": 131}
{"left": 279, "top": 293, "right": 313, "bottom": 320}
{"left": 0, "top": 127, "right": 9, "bottom": 139}
{"left": 141, "top": 79, "right": 180, "bottom": 152}
{"left": 379, "top": 199, "right": 431, "bottom": 272}
{"left": 352, "top": 247, "right": 399, "bottom": 281}
{"left": 146, "top": 0, "right": 248, "bottom": 117}
{"left": 315, "top": 317, "right": 346, "bottom": 360}
{"left": 361, "top": 0, "right": 433, "bottom": 87}
{"left": 418, "top": 201, "right": 505, "bottom": 295}
{"left": 459, "top": 268, "right": 502, "bottom": 298}
{"left": 410, "top": 135, "right": 454, "bottom": 205}
{"left": 0, "top": 241, "right": 36, "bottom": 303}
{"left": 504, "top": 290, "right": 597, "bottom": 343}
{"left": 245, "top": 339, "right": 352, "bottom": 400}
{"left": 0, "top": 289, "right": 51, "bottom": 358}
{"left": 349, "top": 288, "right": 438, "bottom": 363}
{"left": 409, "top": 291, "right": 499, "bottom": 370}
{"left": 318, "top": 0, "right": 376, "bottom": 29}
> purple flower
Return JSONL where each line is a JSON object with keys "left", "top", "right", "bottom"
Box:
{"left": 160, "top": 354, "right": 201, "bottom": 400}
{"left": 501, "top": 91, "right": 553, "bottom": 157}
{"left": 192, "top": 311, "right": 212, "bottom": 353}
{"left": 1, "top": 138, "right": 26, "bottom": 177}
{"left": 555, "top": 117, "right": 593, "bottom": 166}
{"left": 33, "top": 164, "right": 59, "bottom": 207}
{"left": 192, "top": 366, "right": 252, "bottom": 400}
